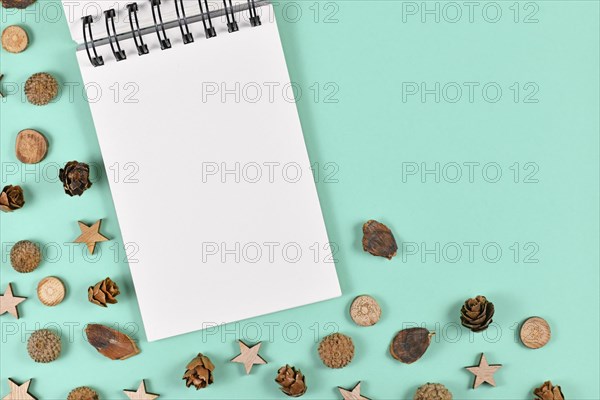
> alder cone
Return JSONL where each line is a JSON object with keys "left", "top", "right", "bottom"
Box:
{"left": 390, "top": 327, "right": 434, "bottom": 364}
{"left": 534, "top": 381, "right": 564, "bottom": 400}
{"left": 59, "top": 161, "right": 92, "bottom": 196}
{"left": 362, "top": 220, "right": 398, "bottom": 259}
{"left": 275, "top": 365, "right": 307, "bottom": 397}
{"left": 0, "top": 185, "right": 25, "bottom": 212}
{"left": 88, "top": 277, "right": 120, "bottom": 307}
{"left": 414, "top": 383, "right": 453, "bottom": 400}
{"left": 183, "top": 353, "right": 215, "bottom": 390}
{"left": 460, "top": 295, "right": 494, "bottom": 332}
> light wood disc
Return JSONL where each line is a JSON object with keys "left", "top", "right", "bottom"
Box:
{"left": 520, "top": 316, "right": 551, "bottom": 349}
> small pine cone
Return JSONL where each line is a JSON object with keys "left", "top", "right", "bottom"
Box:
{"left": 534, "top": 381, "right": 564, "bottom": 400}
{"left": 27, "top": 329, "right": 61, "bottom": 363}
{"left": 318, "top": 333, "right": 354, "bottom": 368}
{"left": 460, "top": 295, "right": 494, "bottom": 332}
{"left": 0, "top": 185, "right": 25, "bottom": 212}
{"left": 67, "top": 386, "right": 99, "bottom": 400}
{"left": 362, "top": 220, "right": 398, "bottom": 259}
{"left": 183, "top": 353, "right": 215, "bottom": 390}
{"left": 275, "top": 365, "right": 307, "bottom": 397}
{"left": 59, "top": 161, "right": 92, "bottom": 196}
{"left": 10, "top": 240, "right": 41, "bottom": 273}
{"left": 414, "top": 383, "right": 453, "bottom": 400}
{"left": 88, "top": 277, "right": 120, "bottom": 307}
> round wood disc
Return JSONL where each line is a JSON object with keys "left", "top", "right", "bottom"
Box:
{"left": 520, "top": 317, "right": 551, "bottom": 349}
{"left": 350, "top": 295, "right": 381, "bottom": 326}
{"left": 16, "top": 129, "right": 48, "bottom": 164}
{"left": 1, "top": 25, "right": 28, "bottom": 53}
{"left": 37, "top": 276, "right": 65, "bottom": 306}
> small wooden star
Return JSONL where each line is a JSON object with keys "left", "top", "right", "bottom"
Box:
{"left": 3, "top": 378, "right": 37, "bottom": 400}
{"left": 231, "top": 340, "right": 267, "bottom": 374}
{"left": 123, "top": 380, "right": 159, "bottom": 400}
{"left": 74, "top": 219, "right": 109, "bottom": 254}
{"left": 338, "top": 382, "right": 370, "bottom": 400}
{"left": 0, "top": 283, "right": 26, "bottom": 319}
{"left": 466, "top": 353, "right": 502, "bottom": 389}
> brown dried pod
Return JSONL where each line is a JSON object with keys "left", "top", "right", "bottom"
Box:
{"left": 27, "top": 329, "right": 61, "bottom": 363}
{"left": 1, "top": 0, "right": 36, "bottom": 9}
{"left": 534, "top": 381, "right": 564, "bottom": 400}
{"left": 390, "top": 327, "right": 434, "bottom": 364}
{"left": 275, "top": 365, "right": 307, "bottom": 397}
{"left": 460, "top": 295, "right": 495, "bottom": 332}
{"left": 67, "top": 386, "right": 99, "bottom": 400}
{"left": 317, "top": 333, "right": 354, "bottom": 368}
{"left": 183, "top": 353, "right": 215, "bottom": 390}
{"left": 362, "top": 220, "right": 398, "bottom": 259}
{"left": 88, "top": 277, "right": 120, "bottom": 307}
{"left": 84, "top": 324, "right": 140, "bottom": 360}
{"left": 59, "top": 161, "right": 92, "bottom": 196}
{"left": 414, "top": 383, "right": 453, "bottom": 400}
{"left": 25, "top": 72, "right": 59, "bottom": 105}
{"left": 10, "top": 240, "right": 41, "bottom": 273}
{"left": 0, "top": 185, "right": 25, "bottom": 212}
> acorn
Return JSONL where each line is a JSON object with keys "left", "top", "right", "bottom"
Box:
{"left": 27, "top": 329, "right": 61, "bottom": 363}
{"left": 10, "top": 240, "right": 41, "bottom": 273}
{"left": 390, "top": 327, "right": 434, "bottom": 364}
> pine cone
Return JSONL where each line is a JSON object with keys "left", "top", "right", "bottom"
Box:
{"left": 534, "top": 381, "right": 564, "bottom": 400}
{"left": 460, "top": 295, "right": 494, "bottom": 332}
{"left": 414, "top": 383, "right": 453, "bottom": 400}
{"left": 275, "top": 365, "right": 307, "bottom": 397}
{"left": 183, "top": 353, "right": 215, "bottom": 390}
{"left": 318, "top": 333, "right": 354, "bottom": 368}
{"left": 67, "top": 386, "right": 99, "bottom": 400}
{"left": 362, "top": 220, "right": 398, "bottom": 259}
{"left": 59, "top": 161, "right": 92, "bottom": 196}
{"left": 88, "top": 277, "right": 120, "bottom": 307}
{"left": 0, "top": 185, "right": 24, "bottom": 212}
{"left": 27, "top": 329, "right": 61, "bottom": 363}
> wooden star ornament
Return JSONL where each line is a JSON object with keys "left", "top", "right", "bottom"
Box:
{"left": 0, "top": 283, "right": 26, "bottom": 319}
{"left": 3, "top": 378, "right": 37, "bottom": 400}
{"left": 338, "top": 382, "right": 370, "bottom": 400}
{"left": 466, "top": 353, "right": 502, "bottom": 389}
{"left": 123, "top": 380, "right": 159, "bottom": 400}
{"left": 74, "top": 219, "right": 109, "bottom": 254}
{"left": 231, "top": 340, "right": 267, "bottom": 374}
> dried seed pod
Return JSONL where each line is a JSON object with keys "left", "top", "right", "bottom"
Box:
{"left": 85, "top": 324, "right": 140, "bottom": 360}
{"left": 275, "top": 365, "right": 307, "bottom": 397}
{"left": 390, "top": 327, "right": 434, "bottom": 364}
{"left": 1, "top": 25, "right": 28, "bottom": 53}
{"left": 10, "top": 240, "right": 41, "bottom": 273}
{"left": 534, "top": 381, "right": 564, "bottom": 400}
{"left": 27, "top": 329, "right": 61, "bottom": 363}
{"left": 25, "top": 72, "right": 59, "bottom": 106}
{"left": 0, "top": 185, "right": 25, "bottom": 212}
{"left": 1, "top": 0, "right": 36, "bottom": 8}
{"left": 414, "top": 383, "right": 453, "bottom": 400}
{"left": 350, "top": 295, "right": 381, "bottom": 326}
{"left": 318, "top": 333, "right": 354, "bottom": 368}
{"left": 183, "top": 353, "right": 215, "bottom": 390}
{"left": 16, "top": 129, "right": 48, "bottom": 164}
{"left": 362, "top": 220, "right": 398, "bottom": 259}
{"left": 67, "top": 386, "right": 99, "bottom": 400}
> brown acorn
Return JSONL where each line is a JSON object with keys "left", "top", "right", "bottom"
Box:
{"left": 362, "top": 220, "right": 398, "bottom": 259}
{"left": 390, "top": 327, "right": 434, "bottom": 364}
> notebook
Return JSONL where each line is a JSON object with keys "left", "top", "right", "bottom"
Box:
{"left": 62, "top": 0, "right": 341, "bottom": 341}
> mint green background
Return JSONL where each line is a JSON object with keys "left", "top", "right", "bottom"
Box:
{"left": 1, "top": 1, "right": 599, "bottom": 399}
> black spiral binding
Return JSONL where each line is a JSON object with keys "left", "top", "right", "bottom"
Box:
{"left": 82, "top": 15, "right": 104, "bottom": 67}
{"left": 104, "top": 9, "right": 127, "bottom": 61}
{"left": 197, "top": 0, "right": 217, "bottom": 38}
{"left": 222, "top": 0, "right": 239, "bottom": 33}
{"left": 174, "top": 0, "right": 194, "bottom": 44}
{"left": 127, "top": 3, "right": 149, "bottom": 55}
{"left": 150, "top": 0, "right": 171, "bottom": 49}
{"left": 247, "top": 0, "right": 261, "bottom": 26}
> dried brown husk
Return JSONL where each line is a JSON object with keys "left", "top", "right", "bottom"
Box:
{"left": 1, "top": 0, "right": 36, "bottom": 9}
{"left": 84, "top": 324, "right": 140, "bottom": 360}
{"left": 362, "top": 220, "right": 398, "bottom": 259}
{"left": 390, "top": 327, "right": 434, "bottom": 364}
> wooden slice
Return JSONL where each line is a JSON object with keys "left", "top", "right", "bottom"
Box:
{"left": 1, "top": 25, "right": 28, "bottom": 53}
{"left": 350, "top": 295, "right": 381, "bottom": 327}
{"left": 16, "top": 129, "right": 48, "bottom": 164}
{"left": 37, "top": 276, "right": 65, "bottom": 306}
{"left": 520, "top": 317, "right": 551, "bottom": 349}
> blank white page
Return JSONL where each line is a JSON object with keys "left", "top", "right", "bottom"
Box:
{"left": 73, "top": 4, "right": 341, "bottom": 341}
